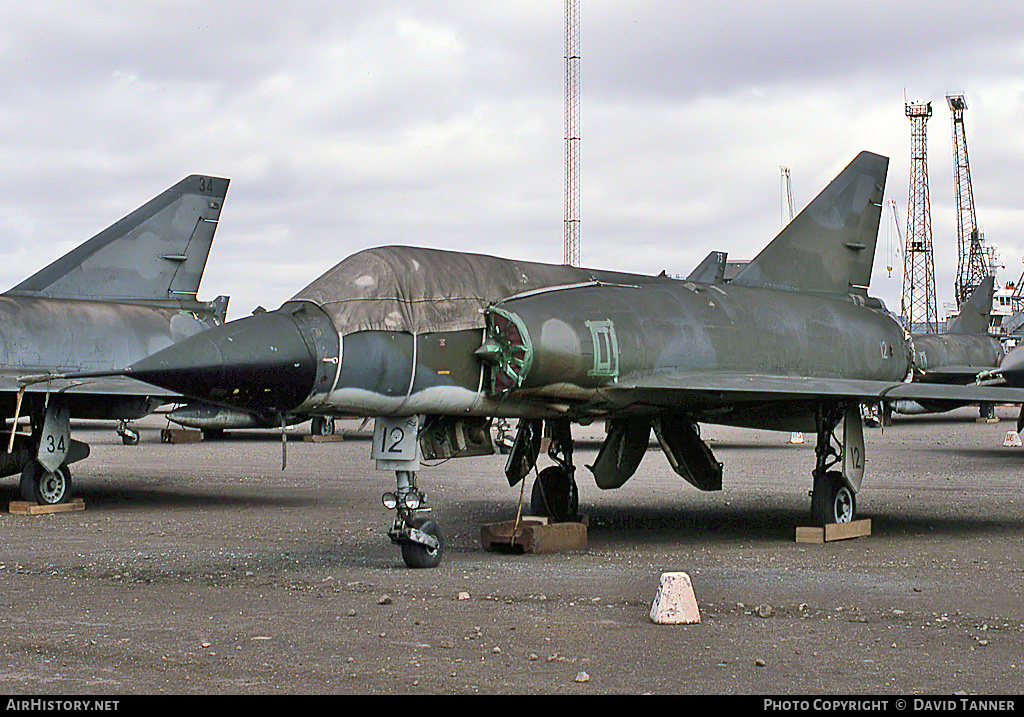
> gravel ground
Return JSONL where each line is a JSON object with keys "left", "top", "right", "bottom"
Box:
{"left": 0, "top": 405, "right": 1022, "bottom": 695}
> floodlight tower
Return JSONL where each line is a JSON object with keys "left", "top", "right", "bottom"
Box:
{"left": 901, "top": 101, "right": 939, "bottom": 334}
{"left": 563, "top": 0, "right": 581, "bottom": 266}
{"left": 947, "top": 94, "right": 993, "bottom": 308}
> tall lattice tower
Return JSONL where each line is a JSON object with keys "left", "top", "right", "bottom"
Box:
{"left": 901, "top": 101, "right": 939, "bottom": 334}
{"left": 563, "top": 0, "right": 581, "bottom": 266}
{"left": 948, "top": 94, "right": 993, "bottom": 308}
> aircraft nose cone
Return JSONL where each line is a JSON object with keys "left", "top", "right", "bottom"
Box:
{"left": 127, "top": 310, "right": 318, "bottom": 412}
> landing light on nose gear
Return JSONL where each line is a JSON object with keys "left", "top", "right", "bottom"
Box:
{"left": 381, "top": 470, "right": 443, "bottom": 569}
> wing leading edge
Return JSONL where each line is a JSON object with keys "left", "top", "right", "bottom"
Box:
{"left": 606, "top": 371, "right": 1024, "bottom": 407}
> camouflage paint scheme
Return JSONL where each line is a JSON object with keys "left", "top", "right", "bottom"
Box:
{"left": 119, "top": 153, "right": 1024, "bottom": 566}
{"left": 1, "top": 176, "right": 230, "bottom": 502}
{"left": 892, "top": 275, "right": 1002, "bottom": 415}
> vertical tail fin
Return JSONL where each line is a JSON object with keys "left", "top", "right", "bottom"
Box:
{"left": 686, "top": 251, "right": 728, "bottom": 283}
{"left": 5, "top": 175, "right": 229, "bottom": 304}
{"left": 947, "top": 275, "right": 995, "bottom": 335}
{"left": 730, "top": 152, "right": 888, "bottom": 296}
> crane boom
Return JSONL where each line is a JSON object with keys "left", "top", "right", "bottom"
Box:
{"left": 948, "top": 94, "right": 993, "bottom": 308}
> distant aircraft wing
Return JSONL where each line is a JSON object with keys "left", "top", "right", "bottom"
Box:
{"left": 601, "top": 371, "right": 1024, "bottom": 408}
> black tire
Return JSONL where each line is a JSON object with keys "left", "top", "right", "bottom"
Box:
{"left": 311, "top": 416, "right": 335, "bottom": 436}
{"left": 530, "top": 466, "right": 579, "bottom": 522}
{"left": 20, "top": 462, "right": 72, "bottom": 505}
{"left": 811, "top": 471, "right": 856, "bottom": 525}
{"left": 400, "top": 517, "right": 444, "bottom": 569}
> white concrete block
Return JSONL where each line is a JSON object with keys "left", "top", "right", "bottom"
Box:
{"left": 649, "top": 571, "right": 701, "bottom": 624}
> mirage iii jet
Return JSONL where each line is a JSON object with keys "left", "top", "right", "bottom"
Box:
{"left": 3, "top": 175, "right": 230, "bottom": 505}
{"left": 976, "top": 330, "right": 1024, "bottom": 431}
{"left": 83, "top": 151, "right": 1024, "bottom": 569}
{"left": 890, "top": 275, "right": 1003, "bottom": 418}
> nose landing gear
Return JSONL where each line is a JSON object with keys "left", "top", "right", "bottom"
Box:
{"left": 382, "top": 470, "right": 443, "bottom": 569}
{"left": 117, "top": 420, "right": 140, "bottom": 445}
{"left": 373, "top": 416, "right": 446, "bottom": 569}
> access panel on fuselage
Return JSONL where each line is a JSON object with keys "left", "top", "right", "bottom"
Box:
{"left": 335, "top": 331, "right": 415, "bottom": 398}
{"left": 411, "top": 330, "right": 485, "bottom": 394}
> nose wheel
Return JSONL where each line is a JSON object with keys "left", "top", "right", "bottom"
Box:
{"left": 398, "top": 516, "right": 444, "bottom": 569}
{"left": 117, "top": 420, "right": 140, "bottom": 445}
{"left": 383, "top": 470, "right": 444, "bottom": 569}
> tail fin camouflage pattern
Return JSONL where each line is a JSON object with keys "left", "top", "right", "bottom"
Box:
{"left": 5, "top": 175, "right": 229, "bottom": 305}
{"left": 946, "top": 275, "right": 995, "bottom": 335}
{"left": 731, "top": 151, "right": 888, "bottom": 296}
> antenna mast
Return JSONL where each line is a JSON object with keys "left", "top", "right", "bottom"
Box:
{"left": 901, "top": 101, "right": 939, "bottom": 334}
{"left": 563, "top": 0, "right": 581, "bottom": 266}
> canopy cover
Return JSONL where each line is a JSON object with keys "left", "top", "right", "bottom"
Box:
{"left": 290, "top": 246, "right": 600, "bottom": 335}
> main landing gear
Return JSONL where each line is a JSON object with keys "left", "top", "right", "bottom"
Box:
{"left": 310, "top": 416, "right": 335, "bottom": 436}
{"left": 810, "top": 403, "right": 863, "bottom": 526}
{"left": 9, "top": 396, "right": 85, "bottom": 506}
{"left": 20, "top": 461, "right": 72, "bottom": 505}
{"left": 503, "top": 418, "right": 579, "bottom": 523}
{"left": 528, "top": 420, "right": 579, "bottom": 522}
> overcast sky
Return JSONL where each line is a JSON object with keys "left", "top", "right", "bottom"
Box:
{"left": 2, "top": 1, "right": 1023, "bottom": 321}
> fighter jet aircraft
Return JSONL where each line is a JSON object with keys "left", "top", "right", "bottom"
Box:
{"left": 69, "top": 151, "right": 1024, "bottom": 568}
{"left": 890, "top": 275, "right": 1003, "bottom": 417}
{"left": 976, "top": 334, "right": 1024, "bottom": 431}
{"left": 2, "top": 174, "right": 230, "bottom": 504}
{"left": 985, "top": 342, "right": 1024, "bottom": 388}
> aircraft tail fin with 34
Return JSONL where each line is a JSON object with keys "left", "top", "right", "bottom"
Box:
{"left": 6, "top": 175, "right": 229, "bottom": 307}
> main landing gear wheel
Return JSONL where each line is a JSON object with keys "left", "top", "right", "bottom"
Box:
{"left": 20, "top": 462, "right": 72, "bottom": 505}
{"left": 811, "top": 470, "right": 855, "bottom": 525}
{"left": 311, "top": 416, "right": 335, "bottom": 436}
{"left": 531, "top": 465, "right": 578, "bottom": 522}
{"left": 400, "top": 517, "right": 444, "bottom": 569}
